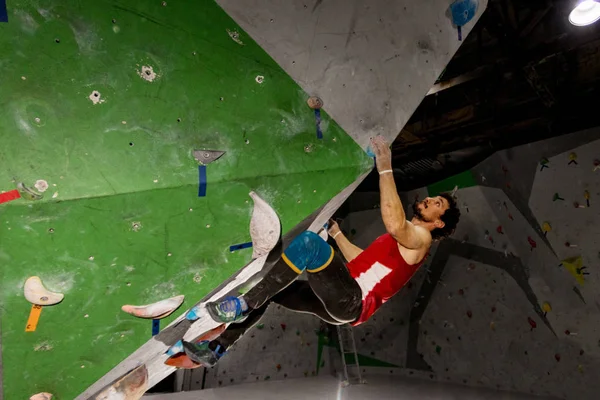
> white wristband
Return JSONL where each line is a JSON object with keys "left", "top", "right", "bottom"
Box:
{"left": 379, "top": 169, "right": 393, "bottom": 175}
{"left": 332, "top": 232, "right": 341, "bottom": 239}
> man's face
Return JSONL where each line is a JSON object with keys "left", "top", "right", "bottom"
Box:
{"left": 412, "top": 196, "right": 450, "bottom": 226}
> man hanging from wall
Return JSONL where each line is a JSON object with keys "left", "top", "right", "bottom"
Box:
{"left": 185, "top": 136, "right": 461, "bottom": 365}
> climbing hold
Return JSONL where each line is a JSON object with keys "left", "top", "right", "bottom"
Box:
{"left": 24, "top": 277, "right": 64, "bottom": 306}
{"left": 280, "top": 323, "right": 286, "bottom": 331}
{"left": 249, "top": 191, "right": 281, "bottom": 260}
{"left": 542, "top": 302, "right": 552, "bottom": 317}
{"left": 30, "top": 393, "right": 53, "bottom": 400}
{"left": 561, "top": 256, "right": 586, "bottom": 285}
{"left": 121, "top": 295, "right": 184, "bottom": 319}
{"left": 276, "top": 364, "right": 282, "bottom": 371}
{"left": 296, "top": 329, "right": 300, "bottom": 336}
{"left": 34, "top": 180, "right": 49, "bottom": 193}
{"left": 542, "top": 222, "right": 552, "bottom": 237}
{"left": 555, "top": 354, "right": 561, "bottom": 362}
{"left": 565, "top": 329, "right": 572, "bottom": 335}
{"left": 528, "top": 317, "right": 537, "bottom": 331}
{"left": 552, "top": 193, "right": 564, "bottom": 201}
{"left": 466, "top": 310, "right": 472, "bottom": 318}
{"left": 580, "top": 349, "right": 585, "bottom": 356}
{"left": 491, "top": 306, "right": 496, "bottom": 313}
{"left": 467, "top": 263, "right": 476, "bottom": 271}
{"left": 93, "top": 364, "right": 148, "bottom": 399}
{"left": 435, "top": 345, "right": 442, "bottom": 354}
{"left": 539, "top": 157, "right": 549, "bottom": 171}
{"left": 565, "top": 241, "right": 578, "bottom": 248}
{"left": 578, "top": 364, "right": 584, "bottom": 373}
{"left": 584, "top": 190, "right": 590, "bottom": 207}
{"left": 496, "top": 225, "right": 504, "bottom": 234}
{"left": 593, "top": 159, "right": 600, "bottom": 171}
{"left": 490, "top": 321, "right": 496, "bottom": 331}
{"left": 568, "top": 152, "right": 578, "bottom": 165}
{"left": 255, "top": 75, "right": 265, "bottom": 84}
{"left": 256, "top": 323, "right": 264, "bottom": 330}
{"left": 265, "top": 375, "right": 271, "bottom": 380}
{"left": 17, "top": 182, "right": 43, "bottom": 201}
{"left": 508, "top": 213, "right": 514, "bottom": 221}
{"left": 458, "top": 289, "right": 464, "bottom": 296}
{"left": 527, "top": 237, "right": 537, "bottom": 251}
{"left": 573, "top": 201, "right": 585, "bottom": 209}
{"left": 193, "top": 149, "right": 225, "bottom": 165}
{"left": 307, "top": 96, "right": 323, "bottom": 110}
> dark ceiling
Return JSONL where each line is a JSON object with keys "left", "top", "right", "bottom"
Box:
{"left": 359, "top": 0, "right": 600, "bottom": 191}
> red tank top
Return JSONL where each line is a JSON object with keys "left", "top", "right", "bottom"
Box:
{"left": 347, "top": 233, "right": 426, "bottom": 326}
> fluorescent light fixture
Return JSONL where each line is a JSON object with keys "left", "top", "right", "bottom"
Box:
{"left": 569, "top": 0, "right": 600, "bottom": 26}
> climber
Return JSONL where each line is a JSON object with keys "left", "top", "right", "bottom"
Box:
{"left": 185, "top": 136, "right": 461, "bottom": 364}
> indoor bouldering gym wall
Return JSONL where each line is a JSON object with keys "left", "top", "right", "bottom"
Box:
{"left": 0, "top": 0, "right": 487, "bottom": 399}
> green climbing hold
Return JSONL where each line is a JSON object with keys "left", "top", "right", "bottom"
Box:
{"left": 264, "top": 375, "right": 270, "bottom": 381}
{"left": 257, "top": 323, "right": 264, "bottom": 330}
{"left": 296, "top": 329, "right": 300, "bottom": 336}
{"left": 436, "top": 345, "right": 442, "bottom": 355}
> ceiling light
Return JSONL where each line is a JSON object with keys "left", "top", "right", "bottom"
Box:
{"left": 569, "top": 0, "right": 600, "bottom": 26}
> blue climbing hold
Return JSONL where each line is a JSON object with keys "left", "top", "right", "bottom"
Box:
{"left": 450, "top": 0, "right": 478, "bottom": 27}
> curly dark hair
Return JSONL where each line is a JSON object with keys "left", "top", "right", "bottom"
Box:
{"left": 430, "top": 192, "right": 461, "bottom": 241}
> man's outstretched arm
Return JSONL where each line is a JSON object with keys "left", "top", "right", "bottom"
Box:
{"left": 371, "top": 136, "right": 429, "bottom": 250}
{"left": 327, "top": 220, "right": 363, "bottom": 262}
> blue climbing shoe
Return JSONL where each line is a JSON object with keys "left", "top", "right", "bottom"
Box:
{"left": 182, "top": 340, "right": 226, "bottom": 367}
{"left": 206, "top": 296, "right": 248, "bottom": 323}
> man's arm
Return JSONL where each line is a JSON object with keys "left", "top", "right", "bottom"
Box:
{"left": 371, "top": 136, "right": 430, "bottom": 250}
{"left": 327, "top": 220, "right": 363, "bottom": 262}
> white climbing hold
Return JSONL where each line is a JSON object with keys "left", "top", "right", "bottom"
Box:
{"left": 89, "top": 90, "right": 104, "bottom": 105}
{"left": 138, "top": 66, "right": 157, "bottom": 82}
{"left": 30, "top": 393, "right": 53, "bottom": 400}
{"left": 34, "top": 180, "right": 49, "bottom": 193}
{"left": 255, "top": 75, "right": 264, "bottom": 84}
{"left": 249, "top": 191, "right": 281, "bottom": 259}
{"left": 24, "top": 276, "right": 64, "bottom": 306}
{"left": 121, "top": 295, "right": 185, "bottom": 319}
{"left": 52, "top": 192, "right": 58, "bottom": 199}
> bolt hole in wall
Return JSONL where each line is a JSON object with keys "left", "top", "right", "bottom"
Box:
{"left": 55, "top": 38, "right": 60, "bottom": 43}
{"left": 129, "top": 142, "right": 134, "bottom": 147}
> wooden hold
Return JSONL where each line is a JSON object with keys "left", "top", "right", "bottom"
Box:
{"left": 307, "top": 96, "right": 324, "bottom": 110}
{"left": 24, "top": 276, "right": 64, "bottom": 306}
{"left": 93, "top": 365, "right": 147, "bottom": 400}
{"left": 121, "top": 295, "right": 185, "bottom": 319}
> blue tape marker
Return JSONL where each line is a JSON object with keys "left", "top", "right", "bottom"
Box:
{"left": 229, "top": 241, "right": 253, "bottom": 252}
{"left": 0, "top": 0, "right": 7, "bottom": 22}
{"left": 315, "top": 109, "right": 323, "bottom": 139}
{"left": 152, "top": 319, "right": 160, "bottom": 336}
{"left": 198, "top": 165, "right": 207, "bottom": 197}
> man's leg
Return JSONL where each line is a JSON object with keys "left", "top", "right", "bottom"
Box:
{"left": 306, "top": 251, "right": 362, "bottom": 323}
{"left": 206, "top": 231, "right": 334, "bottom": 323}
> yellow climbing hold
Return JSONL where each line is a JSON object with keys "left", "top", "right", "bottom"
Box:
{"left": 542, "top": 302, "right": 552, "bottom": 313}
{"left": 569, "top": 152, "right": 577, "bottom": 161}
{"left": 542, "top": 222, "right": 552, "bottom": 233}
{"left": 560, "top": 256, "right": 585, "bottom": 286}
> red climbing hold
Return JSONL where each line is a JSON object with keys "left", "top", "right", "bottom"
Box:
{"left": 508, "top": 213, "right": 514, "bottom": 221}
{"left": 280, "top": 323, "right": 286, "bottom": 331}
{"left": 527, "top": 237, "right": 537, "bottom": 251}
{"left": 466, "top": 310, "right": 472, "bottom": 319}
{"left": 458, "top": 289, "right": 464, "bottom": 296}
{"left": 565, "top": 329, "right": 571, "bottom": 335}
{"left": 276, "top": 364, "right": 281, "bottom": 371}
{"left": 528, "top": 317, "right": 537, "bottom": 331}
{"left": 491, "top": 306, "right": 496, "bottom": 313}
{"left": 555, "top": 354, "right": 561, "bottom": 362}
{"left": 496, "top": 226, "right": 504, "bottom": 234}
{"left": 502, "top": 165, "right": 508, "bottom": 174}
{"left": 580, "top": 349, "right": 585, "bottom": 356}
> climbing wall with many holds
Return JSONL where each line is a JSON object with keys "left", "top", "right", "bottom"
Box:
{"left": 0, "top": 1, "right": 372, "bottom": 399}
{"left": 334, "top": 129, "right": 600, "bottom": 399}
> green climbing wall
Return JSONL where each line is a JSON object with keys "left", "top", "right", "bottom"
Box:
{"left": 0, "top": 1, "right": 371, "bottom": 398}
